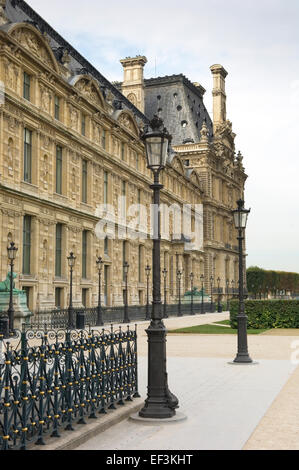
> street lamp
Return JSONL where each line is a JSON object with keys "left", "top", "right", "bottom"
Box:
{"left": 162, "top": 268, "right": 168, "bottom": 318}
{"left": 123, "top": 261, "right": 130, "bottom": 323}
{"left": 200, "top": 274, "right": 205, "bottom": 314}
{"left": 67, "top": 252, "right": 76, "bottom": 328}
{"left": 7, "top": 242, "right": 18, "bottom": 334}
{"left": 190, "top": 272, "right": 194, "bottom": 315}
{"left": 96, "top": 256, "right": 104, "bottom": 326}
{"left": 217, "top": 277, "right": 222, "bottom": 312}
{"left": 210, "top": 275, "right": 214, "bottom": 313}
{"left": 231, "top": 199, "right": 253, "bottom": 364}
{"left": 139, "top": 115, "right": 178, "bottom": 419}
{"left": 145, "top": 264, "right": 151, "bottom": 320}
{"left": 177, "top": 270, "right": 183, "bottom": 317}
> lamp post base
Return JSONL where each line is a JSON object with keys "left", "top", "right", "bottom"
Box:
{"left": 139, "top": 322, "right": 178, "bottom": 420}
{"left": 131, "top": 411, "right": 187, "bottom": 423}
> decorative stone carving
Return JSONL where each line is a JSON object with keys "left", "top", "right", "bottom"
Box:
{"left": 40, "top": 84, "right": 52, "bottom": 112}
{"left": 4, "top": 59, "right": 19, "bottom": 92}
{"left": 0, "top": 0, "right": 8, "bottom": 25}
{"left": 200, "top": 121, "right": 209, "bottom": 143}
{"left": 10, "top": 27, "right": 54, "bottom": 69}
{"left": 118, "top": 113, "right": 137, "bottom": 136}
{"left": 69, "top": 105, "right": 79, "bottom": 131}
{"left": 75, "top": 78, "right": 103, "bottom": 107}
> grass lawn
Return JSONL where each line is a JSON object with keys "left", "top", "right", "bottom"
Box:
{"left": 213, "top": 319, "right": 231, "bottom": 325}
{"left": 169, "top": 324, "right": 268, "bottom": 335}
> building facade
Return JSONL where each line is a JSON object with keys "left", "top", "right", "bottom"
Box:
{"left": 0, "top": 0, "right": 247, "bottom": 312}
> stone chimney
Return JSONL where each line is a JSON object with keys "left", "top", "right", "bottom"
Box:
{"left": 120, "top": 56, "right": 147, "bottom": 113}
{"left": 210, "top": 64, "right": 228, "bottom": 132}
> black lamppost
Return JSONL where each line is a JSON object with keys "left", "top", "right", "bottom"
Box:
{"left": 139, "top": 115, "right": 178, "bottom": 419}
{"left": 96, "top": 256, "right": 104, "bottom": 326}
{"left": 177, "top": 270, "right": 183, "bottom": 317}
{"left": 190, "top": 272, "right": 194, "bottom": 315}
{"left": 217, "top": 277, "right": 222, "bottom": 312}
{"left": 226, "top": 279, "right": 229, "bottom": 311}
{"left": 7, "top": 242, "right": 18, "bottom": 334}
{"left": 123, "top": 261, "right": 130, "bottom": 323}
{"left": 145, "top": 264, "right": 151, "bottom": 320}
{"left": 200, "top": 274, "right": 204, "bottom": 314}
{"left": 231, "top": 199, "right": 253, "bottom": 364}
{"left": 162, "top": 268, "right": 168, "bottom": 318}
{"left": 67, "top": 252, "right": 76, "bottom": 328}
{"left": 210, "top": 275, "right": 214, "bottom": 312}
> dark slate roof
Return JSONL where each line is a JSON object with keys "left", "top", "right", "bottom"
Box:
{"left": 144, "top": 74, "right": 213, "bottom": 146}
{"left": 4, "top": 0, "right": 149, "bottom": 124}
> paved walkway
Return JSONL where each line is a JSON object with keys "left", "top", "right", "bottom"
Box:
{"left": 75, "top": 312, "right": 299, "bottom": 451}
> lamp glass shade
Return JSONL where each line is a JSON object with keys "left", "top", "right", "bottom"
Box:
{"left": 123, "top": 262, "right": 129, "bottom": 275}
{"left": 68, "top": 253, "right": 76, "bottom": 268}
{"left": 7, "top": 243, "right": 18, "bottom": 260}
{"left": 144, "top": 136, "right": 169, "bottom": 171}
{"left": 233, "top": 210, "right": 249, "bottom": 229}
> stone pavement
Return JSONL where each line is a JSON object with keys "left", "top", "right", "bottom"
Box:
{"left": 74, "top": 312, "right": 299, "bottom": 451}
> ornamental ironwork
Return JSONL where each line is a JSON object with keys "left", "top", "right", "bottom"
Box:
{"left": 0, "top": 324, "right": 139, "bottom": 450}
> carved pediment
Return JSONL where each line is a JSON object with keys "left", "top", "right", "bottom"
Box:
{"left": 8, "top": 24, "right": 59, "bottom": 73}
{"left": 117, "top": 111, "right": 139, "bottom": 136}
{"left": 73, "top": 76, "right": 105, "bottom": 108}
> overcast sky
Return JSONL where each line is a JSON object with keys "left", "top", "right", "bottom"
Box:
{"left": 28, "top": 0, "right": 299, "bottom": 272}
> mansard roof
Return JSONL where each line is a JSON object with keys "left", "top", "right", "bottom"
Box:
{"left": 144, "top": 74, "right": 213, "bottom": 146}
{"left": 4, "top": 0, "right": 149, "bottom": 125}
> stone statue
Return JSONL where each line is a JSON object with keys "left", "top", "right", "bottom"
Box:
{"left": 184, "top": 287, "right": 203, "bottom": 297}
{"left": 0, "top": 272, "right": 22, "bottom": 293}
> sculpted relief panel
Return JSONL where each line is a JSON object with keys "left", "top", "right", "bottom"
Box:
{"left": 10, "top": 27, "right": 54, "bottom": 69}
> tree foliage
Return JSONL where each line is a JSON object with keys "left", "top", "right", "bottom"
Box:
{"left": 246, "top": 266, "right": 299, "bottom": 296}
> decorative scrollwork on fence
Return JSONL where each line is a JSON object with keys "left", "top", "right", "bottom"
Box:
{"left": 0, "top": 324, "right": 139, "bottom": 450}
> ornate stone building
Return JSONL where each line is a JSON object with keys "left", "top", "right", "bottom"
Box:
{"left": 0, "top": 0, "right": 247, "bottom": 311}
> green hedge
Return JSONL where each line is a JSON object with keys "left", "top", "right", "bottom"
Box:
{"left": 230, "top": 300, "right": 299, "bottom": 329}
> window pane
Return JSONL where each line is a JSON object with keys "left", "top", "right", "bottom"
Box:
{"left": 22, "top": 215, "right": 31, "bottom": 274}
{"left": 55, "top": 96, "right": 60, "bottom": 120}
{"left": 82, "top": 160, "right": 87, "bottom": 203}
{"left": 24, "top": 129, "right": 32, "bottom": 183}
{"left": 55, "top": 224, "right": 62, "bottom": 277}
{"left": 23, "top": 72, "right": 30, "bottom": 101}
{"left": 56, "top": 146, "right": 62, "bottom": 194}
{"left": 82, "top": 230, "right": 87, "bottom": 278}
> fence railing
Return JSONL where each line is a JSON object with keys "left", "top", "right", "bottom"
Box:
{"left": 0, "top": 324, "right": 139, "bottom": 450}
{"left": 30, "top": 303, "right": 216, "bottom": 328}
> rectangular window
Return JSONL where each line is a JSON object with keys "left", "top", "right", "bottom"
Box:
{"left": 104, "top": 236, "right": 109, "bottom": 255}
{"left": 135, "top": 152, "right": 139, "bottom": 170}
{"left": 56, "top": 146, "right": 63, "bottom": 194}
{"left": 23, "top": 72, "right": 31, "bottom": 101}
{"left": 54, "top": 95, "right": 60, "bottom": 120}
{"left": 82, "top": 230, "right": 87, "bottom": 278}
{"left": 81, "top": 114, "right": 86, "bottom": 136}
{"left": 82, "top": 288, "right": 88, "bottom": 307}
{"left": 103, "top": 171, "right": 108, "bottom": 205}
{"left": 102, "top": 129, "right": 106, "bottom": 149}
{"left": 82, "top": 160, "right": 88, "bottom": 203}
{"left": 24, "top": 128, "right": 32, "bottom": 183}
{"left": 55, "top": 223, "right": 62, "bottom": 277}
{"left": 55, "top": 287, "right": 62, "bottom": 308}
{"left": 121, "top": 142, "right": 125, "bottom": 161}
{"left": 23, "top": 286, "right": 31, "bottom": 309}
{"left": 22, "top": 215, "right": 31, "bottom": 275}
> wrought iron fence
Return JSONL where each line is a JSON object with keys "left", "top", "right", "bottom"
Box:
{"left": 0, "top": 324, "right": 139, "bottom": 450}
{"left": 30, "top": 303, "right": 216, "bottom": 329}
